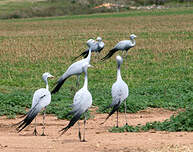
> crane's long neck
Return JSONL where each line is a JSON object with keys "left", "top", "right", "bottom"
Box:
{"left": 117, "top": 64, "right": 122, "bottom": 80}
{"left": 44, "top": 79, "right": 49, "bottom": 90}
{"left": 83, "top": 70, "right": 88, "bottom": 90}
{"left": 86, "top": 47, "right": 92, "bottom": 63}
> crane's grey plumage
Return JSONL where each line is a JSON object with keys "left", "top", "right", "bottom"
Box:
{"left": 16, "top": 72, "right": 54, "bottom": 135}
{"left": 51, "top": 39, "right": 96, "bottom": 94}
{"left": 101, "top": 34, "right": 137, "bottom": 60}
{"left": 101, "top": 56, "right": 129, "bottom": 127}
{"left": 59, "top": 62, "right": 92, "bottom": 142}
{"left": 73, "top": 37, "right": 104, "bottom": 61}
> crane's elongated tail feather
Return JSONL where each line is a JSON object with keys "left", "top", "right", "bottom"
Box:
{"left": 98, "top": 47, "right": 103, "bottom": 53}
{"left": 13, "top": 107, "right": 34, "bottom": 127}
{"left": 72, "top": 49, "right": 89, "bottom": 61}
{"left": 17, "top": 107, "right": 39, "bottom": 132}
{"left": 51, "top": 77, "right": 68, "bottom": 94}
{"left": 100, "top": 102, "right": 121, "bottom": 125}
{"left": 12, "top": 111, "right": 29, "bottom": 127}
{"left": 82, "top": 50, "right": 89, "bottom": 58}
{"left": 65, "top": 110, "right": 74, "bottom": 118}
{"left": 12, "top": 119, "right": 25, "bottom": 127}
{"left": 101, "top": 104, "right": 112, "bottom": 113}
{"left": 101, "top": 48, "right": 118, "bottom": 61}
{"left": 59, "top": 112, "right": 81, "bottom": 136}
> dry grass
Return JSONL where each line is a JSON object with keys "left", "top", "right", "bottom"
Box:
{"left": 0, "top": 14, "right": 192, "bottom": 63}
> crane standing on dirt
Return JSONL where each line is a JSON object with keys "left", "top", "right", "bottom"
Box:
{"left": 16, "top": 72, "right": 54, "bottom": 136}
{"left": 101, "top": 55, "right": 129, "bottom": 127}
{"left": 59, "top": 62, "right": 92, "bottom": 142}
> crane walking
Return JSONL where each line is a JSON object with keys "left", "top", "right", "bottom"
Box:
{"left": 101, "top": 56, "right": 129, "bottom": 127}
{"left": 101, "top": 34, "right": 137, "bottom": 60}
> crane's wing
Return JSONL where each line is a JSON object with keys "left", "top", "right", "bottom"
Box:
{"left": 101, "top": 47, "right": 119, "bottom": 61}
{"left": 16, "top": 93, "right": 47, "bottom": 132}
{"left": 16, "top": 90, "right": 47, "bottom": 119}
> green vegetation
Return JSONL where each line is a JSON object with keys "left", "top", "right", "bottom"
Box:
{"left": 0, "top": 7, "right": 193, "bottom": 133}
{"left": 110, "top": 107, "right": 193, "bottom": 132}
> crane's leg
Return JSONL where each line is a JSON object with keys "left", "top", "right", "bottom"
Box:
{"left": 97, "top": 52, "right": 100, "bottom": 60}
{"left": 121, "top": 50, "right": 125, "bottom": 57}
{"left": 76, "top": 75, "right": 80, "bottom": 90}
{"left": 41, "top": 108, "right": 46, "bottom": 136}
{"left": 124, "top": 99, "right": 128, "bottom": 126}
{"left": 81, "top": 113, "right": 87, "bottom": 142}
{"left": 116, "top": 109, "right": 119, "bottom": 128}
{"left": 78, "top": 121, "right": 81, "bottom": 142}
{"left": 125, "top": 51, "right": 129, "bottom": 59}
{"left": 33, "top": 118, "right": 38, "bottom": 136}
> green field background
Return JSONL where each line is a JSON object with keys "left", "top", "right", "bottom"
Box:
{"left": 0, "top": 8, "right": 193, "bottom": 120}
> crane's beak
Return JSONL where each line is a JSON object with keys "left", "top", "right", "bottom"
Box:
{"left": 49, "top": 75, "right": 54, "bottom": 79}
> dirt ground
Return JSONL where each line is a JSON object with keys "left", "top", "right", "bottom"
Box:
{"left": 1, "top": 108, "right": 193, "bottom": 152}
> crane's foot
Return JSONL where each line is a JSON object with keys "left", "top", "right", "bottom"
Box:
{"left": 41, "top": 132, "right": 46, "bottom": 136}
{"left": 33, "top": 128, "right": 38, "bottom": 136}
{"left": 78, "top": 131, "right": 82, "bottom": 142}
{"left": 81, "top": 139, "right": 87, "bottom": 142}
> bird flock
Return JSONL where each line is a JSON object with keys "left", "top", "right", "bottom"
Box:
{"left": 15, "top": 34, "right": 137, "bottom": 142}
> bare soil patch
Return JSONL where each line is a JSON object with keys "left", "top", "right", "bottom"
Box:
{"left": 1, "top": 108, "right": 193, "bottom": 152}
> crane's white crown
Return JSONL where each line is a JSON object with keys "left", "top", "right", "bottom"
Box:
{"left": 96, "top": 37, "right": 102, "bottom": 41}
{"left": 130, "top": 34, "right": 137, "bottom": 39}
{"left": 42, "top": 72, "right": 54, "bottom": 80}
{"left": 116, "top": 55, "right": 123, "bottom": 64}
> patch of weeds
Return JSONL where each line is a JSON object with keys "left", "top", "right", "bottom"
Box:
{"left": 110, "top": 106, "right": 193, "bottom": 133}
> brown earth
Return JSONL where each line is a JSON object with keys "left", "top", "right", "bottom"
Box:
{"left": 1, "top": 108, "right": 193, "bottom": 152}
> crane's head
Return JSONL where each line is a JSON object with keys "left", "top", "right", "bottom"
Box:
{"left": 116, "top": 55, "right": 123, "bottom": 65}
{"left": 96, "top": 37, "right": 102, "bottom": 42}
{"left": 87, "top": 38, "right": 97, "bottom": 50}
{"left": 130, "top": 34, "right": 137, "bottom": 39}
{"left": 87, "top": 39, "right": 95, "bottom": 47}
{"left": 42, "top": 72, "right": 54, "bottom": 81}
